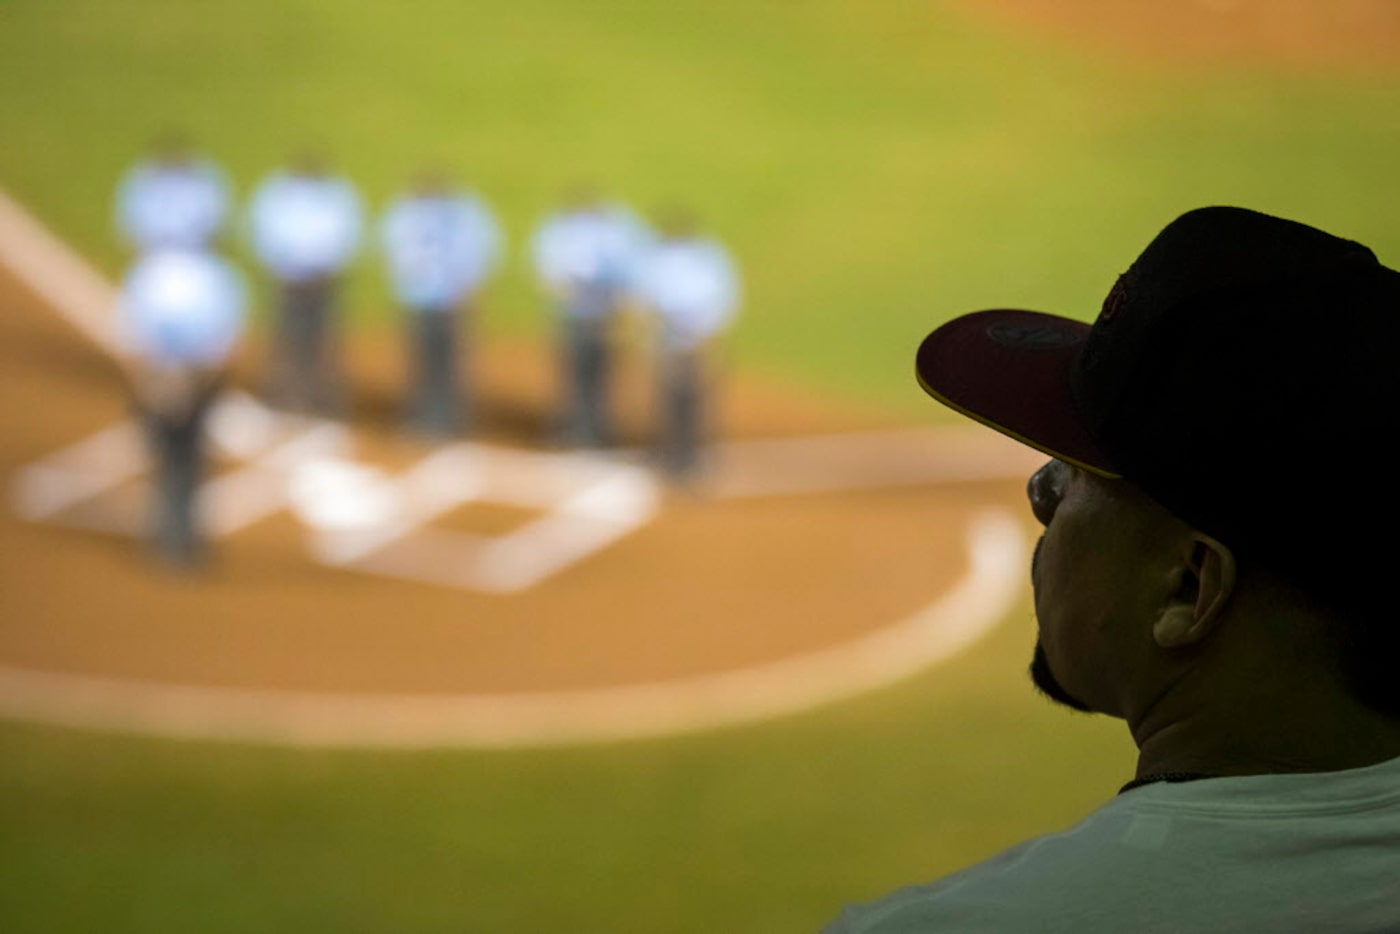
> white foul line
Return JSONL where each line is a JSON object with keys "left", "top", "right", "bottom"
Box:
{"left": 0, "top": 187, "right": 121, "bottom": 352}
{"left": 9, "top": 421, "right": 146, "bottom": 521}
{"left": 0, "top": 508, "right": 1027, "bottom": 748}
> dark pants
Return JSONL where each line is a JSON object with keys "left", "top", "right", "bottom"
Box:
{"left": 658, "top": 347, "right": 705, "bottom": 479}
{"left": 140, "top": 387, "right": 218, "bottom": 567}
{"left": 559, "top": 314, "right": 612, "bottom": 447}
{"left": 271, "top": 277, "right": 342, "bottom": 416}
{"left": 407, "top": 308, "right": 466, "bottom": 436}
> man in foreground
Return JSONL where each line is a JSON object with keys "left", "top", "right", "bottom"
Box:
{"left": 827, "top": 206, "right": 1400, "bottom": 931}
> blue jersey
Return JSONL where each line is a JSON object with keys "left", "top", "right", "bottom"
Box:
{"left": 120, "top": 249, "right": 246, "bottom": 366}
{"left": 247, "top": 172, "right": 363, "bottom": 282}
{"left": 636, "top": 237, "right": 740, "bottom": 350}
{"left": 116, "top": 158, "right": 231, "bottom": 251}
{"left": 381, "top": 191, "right": 502, "bottom": 311}
{"left": 531, "top": 205, "right": 650, "bottom": 317}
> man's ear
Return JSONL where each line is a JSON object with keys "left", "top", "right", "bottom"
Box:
{"left": 1153, "top": 533, "right": 1237, "bottom": 649}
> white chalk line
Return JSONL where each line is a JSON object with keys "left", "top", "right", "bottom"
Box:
{"left": 0, "top": 509, "right": 1027, "bottom": 747}
{"left": 0, "top": 187, "right": 121, "bottom": 352}
{"left": 0, "top": 184, "right": 1035, "bottom": 747}
{"left": 10, "top": 420, "right": 145, "bottom": 521}
{"left": 343, "top": 455, "right": 660, "bottom": 593}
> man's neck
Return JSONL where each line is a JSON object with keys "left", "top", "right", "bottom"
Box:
{"left": 1130, "top": 689, "right": 1400, "bottom": 782}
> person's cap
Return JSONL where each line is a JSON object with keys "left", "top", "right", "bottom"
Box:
{"left": 916, "top": 206, "right": 1400, "bottom": 579}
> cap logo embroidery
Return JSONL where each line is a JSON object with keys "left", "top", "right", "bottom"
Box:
{"left": 986, "top": 322, "right": 1082, "bottom": 351}
{"left": 1101, "top": 273, "right": 1128, "bottom": 322}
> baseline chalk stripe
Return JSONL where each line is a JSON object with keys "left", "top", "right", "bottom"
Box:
{"left": 204, "top": 420, "right": 351, "bottom": 536}
{"left": 335, "top": 446, "right": 660, "bottom": 593}
{"left": 10, "top": 421, "right": 145, "bottom": 521}
{"left": 0, "top": 508, "right": 1026, "bottom": 748}
{"left": 0, "top": 188, "right": 122, "bottom": 351}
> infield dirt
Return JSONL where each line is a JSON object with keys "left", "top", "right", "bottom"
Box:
{"left": 954, "top": 0, "right": 1400, "bottom": 73}
{"left": 0, "top": 262, "right": 1032, "bottom": 703}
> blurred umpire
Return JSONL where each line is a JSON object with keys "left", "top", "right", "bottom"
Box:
{"left": 381, "top": 171, "right": 502, "bottom": 436}
{"left": 635, "top": 209, "right": 739, "bottom": 480}
{"left": 247, "top": 152, "right": 362, "bottom": 417}
{"left": 118, "top": 248, "right": 246, "bottom": 568}
{"left": 825, "top": 207, "right": 1400, "bottom": 932}
{"left": 531, "top": 187, "right": 649, "bottom": 448}
{"left": 115, "top": 131, "right": 231, "bottom": 254}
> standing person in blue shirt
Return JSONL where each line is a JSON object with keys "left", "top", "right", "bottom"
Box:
{"left": 247, "top": 152, "right": 362, "bottom": 417}
{"left": 118, "top": 248, "right": 246, "bottom": 567}
{"left": 381, "top": 171, "right": 502, "bottom": 436}
{"left": 531, "top": 186, "right": 649, "bottom": 448}
{"left": 115, "top": 131, "right": 231, "bottom": 254}
{"left": 634, "top": 208, "right": 739, "bottom": 480}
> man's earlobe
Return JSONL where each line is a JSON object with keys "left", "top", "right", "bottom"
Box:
{"left": 1153, "top": 534, "right": 1237, "bottom": 649}
{"left": 1153, "top": 604, "right": 1198, "bottom": 648}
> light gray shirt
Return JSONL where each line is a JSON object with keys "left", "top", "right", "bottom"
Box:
{"left": 826, "top": 754, "right": 1400, "bottom": 933}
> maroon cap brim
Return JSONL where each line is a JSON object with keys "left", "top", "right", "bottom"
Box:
{"left": 915, "top": 309, "right": 1121, "bottom": 477}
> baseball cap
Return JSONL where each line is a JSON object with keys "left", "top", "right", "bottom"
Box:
{"left": 916, "top": 206, "right": 1400, "bottom": 582}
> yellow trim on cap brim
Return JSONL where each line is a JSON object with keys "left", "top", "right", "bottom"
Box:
{"left": 914, "top": 367, "right": 1123, "bottom": 479}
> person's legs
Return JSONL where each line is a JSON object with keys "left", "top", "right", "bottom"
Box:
{"left": 562, "top": 314, "right": 612, "bottom": 447}
{"left": 659, "top": 347, "right": 703, "bottom": 479}
{"left": 304, "top": 279, "right": 343, "bottom": 417}
{"left": 275, "top": 278, "right": 344, "bottom": 417}
{"left": 265, "top": 280, "right": 298, "bottom": 409}
{"left": 280, "top": 281, "right": 317, "bottom": 413}
{"left": 411, "top": 309, "right": 463, "bottom": 436}
{"left": 144, "top": 389, "right": 215, "bottom": 567}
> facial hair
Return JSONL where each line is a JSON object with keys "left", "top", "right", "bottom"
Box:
{"left": 1029, "top": 640, "right": 1094, "bottom": 713}
{"left": 1028, "top": 539, "right": 1094, "bottom": 713}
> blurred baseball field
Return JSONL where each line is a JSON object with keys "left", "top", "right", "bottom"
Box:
{"left": 2, "top": 1, "right": 1399, "bottom": 931}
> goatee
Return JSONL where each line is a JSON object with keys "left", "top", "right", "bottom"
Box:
{"left": 1030, "top": 640, "right": 1094, "bottom": 713}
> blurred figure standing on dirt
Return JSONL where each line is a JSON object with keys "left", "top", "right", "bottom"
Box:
{"left": 531, "top": 186, "right": 650, "bottom": 448}
{"left": 115, "top": 131, "right": 231, "bottom": 254}
{"left": 118, "top": 247, "right": 246, "bottom": 568}
{"left": 634, "top": 208, "right": 739, "bottom": 480}
{"left": 247, "top": 152, "right": 362, "bottom": 417}
{"left": 381, "top": 170, "right": 502, "bottom": 436}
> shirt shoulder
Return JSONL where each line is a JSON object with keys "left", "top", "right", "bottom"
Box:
{"left": 829, "top": 760, "right": 1400, "bottom": 934}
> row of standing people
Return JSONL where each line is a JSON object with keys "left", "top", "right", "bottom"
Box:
{"left": 115, "top": 137, "right": 739, "bottom": 566}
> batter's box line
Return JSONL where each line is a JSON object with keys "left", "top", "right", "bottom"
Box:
{"left": 9, "top": 407, "right": 666, "bottom": 595}
{"left": 293, "top": 444, "right": 662, "bottom": 594}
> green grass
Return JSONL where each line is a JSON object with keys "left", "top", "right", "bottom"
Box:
{"left": 0, "top": 596, "right": 1133, "bottom": 934}
{"left": 6, "top": 0, "right": 1397, "bottom": 412}
{"left": 1, "top": 2, "right": 1398, "bottom": 930}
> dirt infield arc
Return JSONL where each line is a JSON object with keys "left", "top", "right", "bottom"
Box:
{"left": 952, "top": 0, "right": 1400, "bottom": 73}
{"left": 0, "top": 189, "right": 1042, "bottom": 747}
